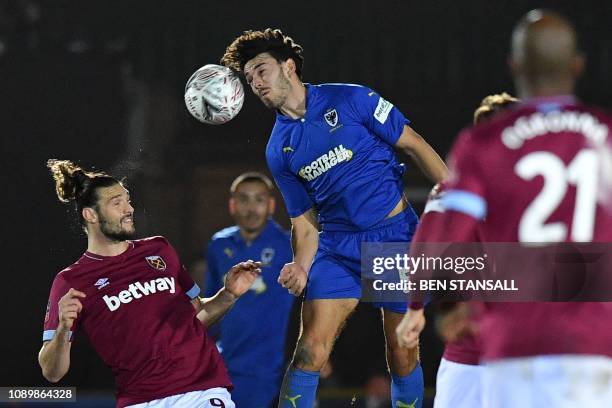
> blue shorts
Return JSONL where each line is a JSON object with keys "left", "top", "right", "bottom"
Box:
{"left": 305, "top": 208, "right": 417, "bottom": 313}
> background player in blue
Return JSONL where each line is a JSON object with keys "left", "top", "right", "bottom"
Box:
{"left": 222, "top": 29, "right": 448, "bottom": 408}
{"left": 205, "top": 172, "right": 295, "bottom": 407}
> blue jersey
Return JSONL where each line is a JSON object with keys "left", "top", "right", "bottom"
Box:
{"left": 205, "top": 219, "right": 294, "bottom": 377}
{"left": 266, "top": 83, "right": 418, "bottom": 231}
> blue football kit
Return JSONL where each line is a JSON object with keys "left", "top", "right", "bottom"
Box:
{"left": 206, "top": 220, "right": 294, "bottom": 408}
{"left": 267, "top": 83, "right": 424, "bottom": 408}
{"left": 266, "top": 83, "right": 419, "bottom": 311}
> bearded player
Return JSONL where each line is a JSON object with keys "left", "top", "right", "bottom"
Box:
{"left": 39, "top": 160, "right": 261, "bottom": 407}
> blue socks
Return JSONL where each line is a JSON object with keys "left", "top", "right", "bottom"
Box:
{"left": 391, "top": 363, "right": 424, "bottom": 408}
{"left": 278, "top": 368, "right": 320, "bottom": 408}
{"left": 277, "top": 364, "right": 423, "bottom": 407}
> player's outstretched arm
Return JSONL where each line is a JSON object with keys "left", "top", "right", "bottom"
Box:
{"left": 196, "top": 260, "right": 261, "bottom": 327}
{"left": 395, "top": 125, "right": 448, "bottom": 183}
{"left": 278, "top": 208, "right": 318, "bottom": 296}
{"left": 38, "top": 288, "right": 85, "bottom": 382}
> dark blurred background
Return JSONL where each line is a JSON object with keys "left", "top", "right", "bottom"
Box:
{"left": 1, "top": 0, "right": 611, "bottom": 406}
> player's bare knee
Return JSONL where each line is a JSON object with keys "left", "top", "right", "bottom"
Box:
{"left": 293, "top": 338, "right": 330, "bottom": 371}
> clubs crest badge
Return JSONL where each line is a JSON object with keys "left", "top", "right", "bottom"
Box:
{"left": 324, "top": 109, "right": 338, "bottom": 127}
{"left": 145, "top": 255, "right": 167, "bottom": 271}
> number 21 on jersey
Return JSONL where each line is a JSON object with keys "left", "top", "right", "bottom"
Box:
{"left": 515, "top": 149, "right": 598, "bottom": 242}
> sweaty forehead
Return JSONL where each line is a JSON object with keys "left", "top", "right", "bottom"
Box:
{"left": 244, "top": 53, "right": 275, "bottom": 74}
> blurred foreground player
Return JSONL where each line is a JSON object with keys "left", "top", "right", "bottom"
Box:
{"left": 205, "top": 172, "right": 294, "bottom": 407}
{"left": 39, "top": 160, "right": 261, "bottom": 408}
{"left": 222, "top": 29, "right": 448, "bottom": 408}
{"left": 419, "top": 93, "right": 519, "bottom": 408}
{"left": 397, "top": 10, "right": 612, "bottom": 407}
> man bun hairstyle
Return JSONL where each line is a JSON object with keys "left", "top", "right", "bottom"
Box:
{"left": 221, "top": 28, "right": 304, "bottom": 79}
{"left": 47, "top": 159, "right": 121, "bottom": 227}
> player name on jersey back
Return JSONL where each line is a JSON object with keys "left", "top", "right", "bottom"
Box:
{"left": 103, "top": 277, "right": 176, "bottom": 311}
{"left": 501, "top": 110, "right": 608, "bottom": 149}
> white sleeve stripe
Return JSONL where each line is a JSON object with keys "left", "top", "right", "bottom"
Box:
{"left": 42, "top": 330, "right": 73, "bottom": 342}
{"left": 42, "top": 330, "right": 55, "bottom": 341}
{"left": 423, "top": 198, "right": 445, "bottom": 214}
{"left": 441, "top": 190, "right": 487, "bottom": 220}
{"left": 186, "top": 283, "right": 201, "bottom": 300}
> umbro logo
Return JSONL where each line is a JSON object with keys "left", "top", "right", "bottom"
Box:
{"left": 94, "top": 278, "right": 110, "bottom": 290}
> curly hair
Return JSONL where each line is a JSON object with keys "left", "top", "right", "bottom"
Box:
{"left": 221, "top": 28, "right": 304, "bottom": 79}
{"left": 473, "top": 92, "right": 519, "bottom": 124}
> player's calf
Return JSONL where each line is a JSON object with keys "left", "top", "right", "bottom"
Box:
{"left": 386, "top": 341, "right": 420, "bottom": 376}
{"left": 383, "top": 309, "right": 424, "bottom": 408}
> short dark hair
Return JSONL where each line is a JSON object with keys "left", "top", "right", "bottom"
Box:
{"left": 473, "top": 92, "right": 519, "bottom": 124}
{"left": 230, "top": 172, "right": 274, "bottom": 194}
{"left": 47, "top": 159, "right": 122, "bottom": 229}
{"left": 221, "top": 28, "right": 304, "bottom": 79}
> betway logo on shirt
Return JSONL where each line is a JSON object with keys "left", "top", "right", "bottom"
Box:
{"left": 103, "top": 277, "right": 175, "bottom": 311}
{"left": 299, "top": 145, "right": 353, "bottom": 181}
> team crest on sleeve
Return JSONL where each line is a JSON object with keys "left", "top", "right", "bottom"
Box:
{"left": 145, "top": 255, "right": 167, "bottom": 271}
{"left": 324, "top": 109, "right": 338, "bottom": 127}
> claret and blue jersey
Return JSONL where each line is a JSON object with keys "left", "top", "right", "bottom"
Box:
{"left": 266, "top": 83, "right": 419, "bottom": 231}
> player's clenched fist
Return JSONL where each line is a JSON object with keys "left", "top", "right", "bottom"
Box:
{"left": 396, "top": 308, "right": 425, "bottom": 349}
{"left": 278, "top": 262, "right": 307, "bottom": 296}
{"left": 58, "top": 288, "right": 86, "bottom": 330}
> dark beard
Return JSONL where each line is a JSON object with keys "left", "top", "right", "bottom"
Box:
{"left": 99, "top": 218, "right": 136, "bottom": 242}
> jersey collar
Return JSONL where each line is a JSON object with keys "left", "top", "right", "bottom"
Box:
{"left": 522, "top": 95, "right": 578, "bottom": 108}
{"left": 83, "top": 241, "right": 135, "bottom": 261}
{"left": 275, "top": 83, "right": 317, "bottom": 123}
{"left": 231, "top": 219, "right": 278, "bottom": 245}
